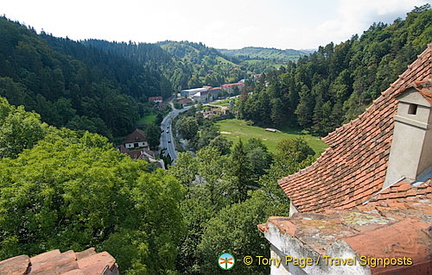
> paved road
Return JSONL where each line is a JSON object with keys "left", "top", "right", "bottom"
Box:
{"left": 160, "top": 106, "right": 191, "bottom": 160}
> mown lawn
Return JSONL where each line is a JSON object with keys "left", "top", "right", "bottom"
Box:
{"left": 137, "top": 114, "right": 156, "bottom": 125}
{"left": 215, "top": 119, "right": 327, "bottom": 155}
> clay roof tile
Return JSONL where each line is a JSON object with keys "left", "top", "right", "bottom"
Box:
{"left": 0, "top": 255, "right": 30, "bottom": 275}
{"left": 0, "top": 248, "right": 117, "bottom": 275}
{"left": 279, "top": 44, "right": 432, "bottom": 213}
{"left": 264, "top": 187, "right": 432, "bottom": 273}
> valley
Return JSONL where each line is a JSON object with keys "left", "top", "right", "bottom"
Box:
{"left": 0, "top": 5, "right": 431, "bottom": 274}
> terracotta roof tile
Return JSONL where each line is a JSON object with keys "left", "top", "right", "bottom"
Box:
{"left": 78, "top": 251, "right": 116, "bottom": 274}
{"left": 62, "top": 270, "right": 86, "bottom": 275}
{"left": 0, "top": 255, "right": 30, "bottom": 275}
{"left": 0, "top": 248, "right": 117, "bottom": 275}
{"left": 257, "top": 223, "right": 269, "bottom": 232}
{"left": 75, "top": 247, "right": 96, "bottom": 260}
{"left": 278, "top": 44, "right": 432, "bottom": 213}
{"left": 262, "top": 183, "right": 432, "bottom": 273}
{"left": 30, "top": 249, "right": 79, "bottom": 274}
{"left": 265, "top": 217, "right": 297, "bottom": 236}
{"left": 343, "top": 218, "right": 432, "bottom": 274}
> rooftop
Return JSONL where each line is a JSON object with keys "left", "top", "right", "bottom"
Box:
{"left": 148, "top": 96, "right": 163, "bottom": 101}
{"left": 279, "top": 44, "right": 432, "bottom": 213}
{"left": 259, "top": 179, "right": 432, "bottom": 274}
{"left": 124, "top": 129, "right": 147, "bottom": 144}
{"left": 181, "top": 87, "right": 210, "bottom": 93}
{"left": 259, "top": 44, "right": 432, "bottom": 274}
{"left": 0, "top": 248, "right": 118, "bottom": 275}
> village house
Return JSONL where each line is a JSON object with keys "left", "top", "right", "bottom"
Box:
{"left": 118, "top": 145, "right": 164, "bottom": 168}
{"left": 177, "top": 97, "right": 193, "bottom": 108}
{"left": 124, "top": 129, "right": 148, "bottom": 149}
{"left": 148, "top": 96, "right": 163, "bottom": 103}
{"left": 180, "top": 87, "right": 211, "bottom": 98}
{"left": 201, "top": 106, "right": 229, "bottom": 119}
{"left": 221, "top": 82, "right": 245, "bottom": 94}
{"left": 258, "top": 44, "right": 432, "bottom": 274}
{"left": 208, "top": 87, "right": 222, "bottom": 100}
{"left": 180, "top": 83, "right": 243, "bottom": 103}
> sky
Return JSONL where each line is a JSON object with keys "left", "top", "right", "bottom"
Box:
{"left": 1, "top": 0, "right": 429, "bottom": 50}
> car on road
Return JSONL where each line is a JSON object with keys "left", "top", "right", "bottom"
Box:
{"left": 168, "top": 140, "right": 171, "bottom": 143}
{"left": 166, "top": 130, "right": 169, "bottom": 133}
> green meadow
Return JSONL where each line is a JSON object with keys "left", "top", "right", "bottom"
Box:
{"left": 215, "top": 119, "right": 327, "bottom": 155}
{"left": 137, "top": 114, "right": 156, "bottom": 125}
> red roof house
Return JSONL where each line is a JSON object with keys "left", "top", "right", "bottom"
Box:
{"left": 221, "top": 82, "right": 245, "bottom": 94}
{"left": 148, "top": 96, "right": 163, "bottom": 103}
{"left": 124, "top": 129, "right": 148, "bottom": 149}
{"left": 258, "top": 44, "right": 432, "bottom": 274}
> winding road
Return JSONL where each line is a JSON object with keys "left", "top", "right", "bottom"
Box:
{"left": 160, "top": 105, "right": 191, "bottom": 160}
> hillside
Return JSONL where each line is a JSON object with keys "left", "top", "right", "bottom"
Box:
{"left": 2, "top": 6, "right": 431, "bottom": 275}
{"left": 0, "top": 17, "right": 170, "bottom": 137}
{"left": 158, "top": 40, "right": 246, "bottom": 87}
{"left": 82, "top": 39, "right": 191, "bottom": 91}
{"left": 83, "top": 40, "right": 313, "bottom": 91}
{"left": 238, "top": 5, "right": 432, "bottom": 136}
{"left": 158, "top": 40, "right": 234, "bottom": 64}
{"left": 218, "top": 47, "right": 311, "bottom": 62}
{"left": 85, "top": 39, "right": 248, "bottom": 90}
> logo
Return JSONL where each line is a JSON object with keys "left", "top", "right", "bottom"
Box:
{"left": 218, "top": 253, "right": 235, "bottom": 270}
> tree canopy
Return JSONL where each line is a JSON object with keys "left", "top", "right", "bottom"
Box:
{"left": 0, "top": 17, "right": 169, "bottom": 137}
{"left": 0, "top": 97, "right": 185, "bottom": 274}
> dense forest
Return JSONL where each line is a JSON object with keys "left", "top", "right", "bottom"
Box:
{"left": 85, "top": 40, "right": 252, "bottom": 89}
{"left": 82, "top": 39, "right": 191, "bottom": 92}
{"left": 158, "top": 40, "right": 247, "bottom": 87}
{"left": 0, "top": 17, "right": 177, "bottom": 137}
{"left": 0, "top": 96, "right": 186, "bottom": 274}
{"left": 238, "top": 5, "right": 432, "bottom": 135}
{"left": 218, "top": 46, "right": 311, "bottom": 62}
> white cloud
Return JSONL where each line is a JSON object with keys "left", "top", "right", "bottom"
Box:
{"left": 317, "top": 0, "right": 429, "bottom": 46}
{"left": 1, "top": 0, "right": 429, "bottom": 50}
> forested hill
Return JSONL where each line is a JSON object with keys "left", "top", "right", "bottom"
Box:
{"left": 158, "top": 40, "right": 234, "bottom": 63}
{"left": 238, "top": 5, "right": 432, "bottom": 136}
{"left": 83, "top": 39, "right": 249, "bottom": 90}
{"left": 0, "top": 17, "right": 169, "bottom": 137}
{"left": 81, "top": 39, "right": 190, "bottom": 91}
{"left": 157, "top": 40, "right": 247, "bottom": 87}
{"left": 218, "top": 47, "right": 311, "bottom": 62}
{"left": 0, "top": 15, "right": 312, "bottom": 139}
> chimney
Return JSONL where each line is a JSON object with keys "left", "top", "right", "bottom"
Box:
{"left": 384, "top": 80, "right": 432, "bottom": 188}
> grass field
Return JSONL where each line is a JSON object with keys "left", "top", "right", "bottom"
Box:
{"left": 215, "top": 119, "right": 327, "bottom": 155}
{"left": 210, "top": 98, "right": 238, "bottom": 107}
{"left": 137, "top": 114, "right": 156, "bottom": 125}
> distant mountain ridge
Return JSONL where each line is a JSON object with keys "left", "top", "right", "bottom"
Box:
{"left": 218, "top": 47, "right": 312, "bottom": 62}
{"left": 157, "top": 40, "right": 235, "bottom": 63}
{"left": 82, "top": 40, "right": 311, "bottom": 90}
